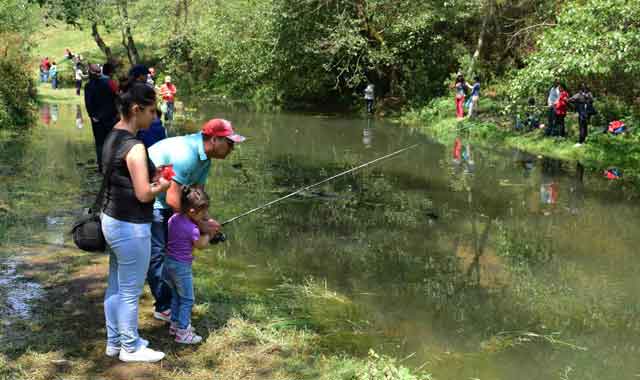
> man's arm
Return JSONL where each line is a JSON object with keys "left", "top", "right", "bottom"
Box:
{"left": 165, "top": 180, "right": 183, "bottom": 212}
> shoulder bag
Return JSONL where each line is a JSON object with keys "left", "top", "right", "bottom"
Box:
{"left": 70, "top": 156, "right": 114, "bottom": 252}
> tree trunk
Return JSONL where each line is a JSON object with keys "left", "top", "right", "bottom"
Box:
{"left": 118, "top": 0, "right": 139, "bottom": 65}
{"left": 91, "top": 22, "right": 114, "bottom": 63}
{"left": 468, "top": 0, "right": 494, "bottom": 77}
{"left": 174, "top": 0, "right": 182, "bottom": 34}
{"left": 182, "top": 0, "right": 189, "bottom": 27}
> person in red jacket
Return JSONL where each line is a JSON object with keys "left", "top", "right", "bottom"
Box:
{"left": 554, "top": 84, "right": 569, "bottom": 137}
{"left": 159, "top": 76, "right": 177, "bottom": 122}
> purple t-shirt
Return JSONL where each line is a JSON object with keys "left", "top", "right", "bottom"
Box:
{"left": 167, "top": 213, "right": 200, "bottom": 263}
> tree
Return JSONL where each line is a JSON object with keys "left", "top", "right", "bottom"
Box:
{"left": 117, "top": 0, "right": 139, "bottom": 64}
{"left": 510, "top": 0, "right": 640, "bottom": 102}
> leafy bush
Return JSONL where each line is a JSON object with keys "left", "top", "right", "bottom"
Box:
{"left": 0, "top": 51, "right": 37, "bottom": 129}
{"left": 510, "top": 0, "right": 640, "bottom": 103}
{"left": 0, "top": 0, "right": 38, "bottom": 130}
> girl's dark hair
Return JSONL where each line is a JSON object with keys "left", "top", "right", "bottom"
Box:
{"left": 117, "top": 82, "right": 156, "bottom": 118}
{"left": 180, "top": 186, "right": 210, "bottom": 214}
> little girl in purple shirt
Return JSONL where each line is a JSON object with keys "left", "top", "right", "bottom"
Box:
{"left": 164, "top": 186, "right": 213, "bottom": 344}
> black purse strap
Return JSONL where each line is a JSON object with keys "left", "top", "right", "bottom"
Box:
{"left": 92, "top": 143, "right": 115, "bottom": 213}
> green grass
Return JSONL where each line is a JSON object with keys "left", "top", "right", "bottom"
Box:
{"left": 32, "top": 23, "right": 163, "bottom": 105}
{"left": 0, "top": 243, "right": 430, "bottom": 380}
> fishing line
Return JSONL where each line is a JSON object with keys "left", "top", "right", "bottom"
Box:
{"left": 210, "top": 143, "right": 420, "bottom": 243}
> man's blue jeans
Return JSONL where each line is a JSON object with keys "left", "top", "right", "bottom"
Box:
{"left": 102, "top": 213, "right": 151, "bottom": 353}
{"left": 164, "top": 257, "right": 194, "bottom": 330}
{"left": 149, "top": 208, "right": 174, "bottom": 312}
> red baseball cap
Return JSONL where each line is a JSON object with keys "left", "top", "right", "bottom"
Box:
{"left": 201, "top": 118, "right": 246, "bottom": 143}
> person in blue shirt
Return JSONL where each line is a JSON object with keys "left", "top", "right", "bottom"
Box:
{"left": 466, "top": 76, "right": 480, "bottom": 118}
{"left": 137, "top": 110, "right": 167, "bottom": 148}
{"left": 146, "top": 118, "right": 245, "bottom": 322}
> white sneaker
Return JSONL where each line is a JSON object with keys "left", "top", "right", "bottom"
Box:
{"left": 153, "top": 309, "right": 171, "bottom": 322}
{"left": 118, "top": 346, "right": 165, "bottom": 363}
{"left": 169, "top": 323, "right": 194, "bottom": 336}
{"left": 175, "top": 328, "right": 202, "bottom": 344}
{"left": 105, "top": 338, "right": 149, "bottom": 357}
{"left": 574, "top": 143, "right": 583, "bottom": 147}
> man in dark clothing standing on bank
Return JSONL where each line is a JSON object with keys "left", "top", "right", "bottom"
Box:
{"left": 85, "top": 64, "right": 119, "bottom": 172}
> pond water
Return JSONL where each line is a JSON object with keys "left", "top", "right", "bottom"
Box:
{"left": 1, "top": 102, "right": 639, "bottom": 379}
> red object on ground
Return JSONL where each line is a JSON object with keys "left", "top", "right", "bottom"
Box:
{"left": 608, "top": 120, "right": 625, "bottom": 134}
{"left": 160, "top": 165, "right": 175, "bottom": 181}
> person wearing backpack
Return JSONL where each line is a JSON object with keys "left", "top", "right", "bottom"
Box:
{"left": 569, "top": 84, "right": 595, "bottom": 146}
{"left": 553, "top": 83, "right": 569, "bottom": 137}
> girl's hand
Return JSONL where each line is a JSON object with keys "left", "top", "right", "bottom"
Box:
{"left": 200, "top": 218, "right": 221, "bottom": 235}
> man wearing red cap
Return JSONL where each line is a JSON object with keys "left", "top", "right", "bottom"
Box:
{"left": 146, "top": 118, "right": 245, "bottom": 322}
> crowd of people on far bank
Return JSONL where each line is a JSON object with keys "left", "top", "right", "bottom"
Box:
{"left": 61, "top": 56, "right": 247, "bottom": 363}
{"left": 451, "top": 74, "right": 598, "bottom": 147}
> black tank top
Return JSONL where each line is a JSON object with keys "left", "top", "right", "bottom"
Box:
{"left": 101, "top": 129, "right": 156, "bottom": 223}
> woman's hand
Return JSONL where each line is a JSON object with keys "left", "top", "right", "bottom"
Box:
{"left": 153, "top": 176, "right": 171, "bottom": 194}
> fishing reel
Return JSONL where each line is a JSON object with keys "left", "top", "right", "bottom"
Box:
{"left": 210, "top": 231, "right": 227, "bottom": 244}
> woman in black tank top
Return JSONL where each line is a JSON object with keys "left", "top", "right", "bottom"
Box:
{"left": 100, "top": 83, "right": 170, "bottom": 363}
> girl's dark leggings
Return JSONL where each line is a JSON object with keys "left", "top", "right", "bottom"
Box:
{"left": 579, "top": 118, "right": 588, "bottom": 143}
{"left": 76, "top": 80, "right": 82, "bottom": 95}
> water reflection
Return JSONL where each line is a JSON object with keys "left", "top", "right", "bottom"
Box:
{"left": 568, "top": 163, "right": 584, "bottom": 215}
{"left": 452, "top": 136, "right": 474, "bottom": 173}
{"left": 39, "top": 104, "right": 50, "bottom": 126}
{"left": 513, "top": 150, "right": 536, "bottom": 177}
{"left": 363, "top": 118, "right": 373, "bottom": 148}
{"left": 75, "top": 104, "right": 84, "bottom": 129}
{"left": 50, "top": 104, "right": 59, "bottom": 125}
{"left": 540, "top": 157, "right": 560, "bottom": 211}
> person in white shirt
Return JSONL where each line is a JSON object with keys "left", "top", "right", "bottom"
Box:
{"left": 75, "top": 66, "right": 87, "bottom": 96}
{"left": 364, "top": 83, "right": 375, "bottom": 114}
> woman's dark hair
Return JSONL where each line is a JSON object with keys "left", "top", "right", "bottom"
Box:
{"left": 117, "top": 82, "right": 156, "bottom": 118}
{"left": 180, "top": 186, "right": 210, "bottom": 214}
{"left": 528, "top": 97, "right": 536, "bottom": 106}
{"left": 474, "top": 76, "right": 480, "bottom": 82}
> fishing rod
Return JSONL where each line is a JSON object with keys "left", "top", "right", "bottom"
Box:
{"left": 210, "top": 143, "right": 420, "bottom": 244}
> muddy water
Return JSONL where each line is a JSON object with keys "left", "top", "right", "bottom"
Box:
{"left": 2, "top": 102, "right": 640, "bottom": 378}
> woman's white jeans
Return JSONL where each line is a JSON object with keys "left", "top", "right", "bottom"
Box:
{"left": 101, "top": 213, "right": 151, "bottom": 353}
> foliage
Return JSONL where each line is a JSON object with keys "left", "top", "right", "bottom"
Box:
{"left": 510, "top": 0, "right": 640, "bottom": 103}
{"left": 324, "top": 350, "right": 431, "bottom": 380}
{"left": 272, "top": 0, "right": 459, "bottom": 106}
{"left": 0, "top": 0, "right": 39, "bottom": 129}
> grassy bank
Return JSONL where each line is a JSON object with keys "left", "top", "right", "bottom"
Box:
{"left": 0, "top": 240, "right": 429, "bottom": 380}
{"left": 401, "top": 96, "right": 640, "bottom": 187}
